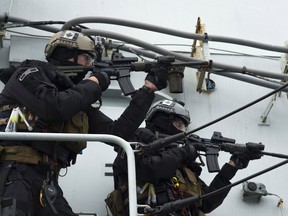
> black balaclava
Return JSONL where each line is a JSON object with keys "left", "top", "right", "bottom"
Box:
{"left": 47, "top": 46, "right": 86, "bottom": 84}
{"left": 146, "top": 112, "right": 183, "bottom": 135}
{"left": 47, "top": 46, "right": 79, "bottom": 66}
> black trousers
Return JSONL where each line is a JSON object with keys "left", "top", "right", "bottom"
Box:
{"left": 0, "top": 162, "right": 78, "bottom": 216}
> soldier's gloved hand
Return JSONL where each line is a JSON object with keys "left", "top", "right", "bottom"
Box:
{"left": 145, "top": 67, "right": 168, "bottom": 90}
{"left": 183, "top": 143, "right": 198, "bottom": 164}
{"left": 92, "top": 68, "right": 111, "bottom": 91}
{"left": 230, "top": 153, "right": 250, "bottom": 169}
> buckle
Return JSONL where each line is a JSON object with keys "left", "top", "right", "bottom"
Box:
{"left": 41, "top": 154, "right": 49, "bottom": 164}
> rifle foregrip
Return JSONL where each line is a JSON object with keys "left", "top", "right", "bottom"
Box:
{"left": 220, "top": 143, "right": 248, "bottom": 153}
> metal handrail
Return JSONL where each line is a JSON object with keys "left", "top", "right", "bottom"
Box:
{"left": 0, "top": 132, "right": 138, "bottom": 215}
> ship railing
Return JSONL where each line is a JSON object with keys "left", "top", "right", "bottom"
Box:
{"left": 0, "top": 132, "right": 139, "bottom": 215}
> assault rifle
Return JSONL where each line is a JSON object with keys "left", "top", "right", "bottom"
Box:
{"left": 187, "top": 131, "right": 264, "bottom": 172}
{"left": 92, "top": 50, "right": 176, "bottom": 96}
{"left": 145, "top": 132, "right": 288, "bottom": 216}
{"left": 58, "top": 50, "right": 209, "bottom": 96}
{"left": 139, "top": 131, "right": 264, "bottom": 172}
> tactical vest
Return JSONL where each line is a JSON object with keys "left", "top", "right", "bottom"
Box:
{"left": 46, "top": 111, "right": 88, "bottom": 153}
{"left": 133, "top": 166, "right": 205, "bottom": 216}
{"left": 174, "top": 166, "right": 205, "bottom": 216}
{"left": 0, "top": 105, "right": 88, "bottom": 155}
{"left": 111, "top": 128, "right": 206, "bottom": 216}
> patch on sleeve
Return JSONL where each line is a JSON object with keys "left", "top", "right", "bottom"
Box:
{"left": 19, "top": 68, "right": 39, "bottom": 81}
{"left": 17, "top": 67, "right": 48, "bottom": 94}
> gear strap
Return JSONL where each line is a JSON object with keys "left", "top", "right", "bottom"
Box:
{"left": 0, "top": 198, "right": 16, "bottom": 216}
{"left": 0, "top": 161, "right": 15, "bottom": 216}
{"left": 0, "top": 161, "right": 14, "bottom": 197}
{"left": 0, "top": 146, "right": 54, "bottom": 165}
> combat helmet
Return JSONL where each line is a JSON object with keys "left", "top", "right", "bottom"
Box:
{"left": 146, "top": 99, "right": 191, "bottom": 135}
{"left": 44, "top": 30, "right": 96, "bottom": 60}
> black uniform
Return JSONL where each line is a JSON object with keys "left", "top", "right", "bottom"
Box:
{"left": 0, "top": 60, "right": 155, "bottom": 216}
{"left": 113, "top": 128, "right": 238, "bottom": 215}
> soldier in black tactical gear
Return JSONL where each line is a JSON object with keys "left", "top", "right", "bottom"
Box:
{"left": 112, "top": 99, "right": 250, "bottom": 216}
{"left": 0, "top": 30, "right": 169, "bottom": 216}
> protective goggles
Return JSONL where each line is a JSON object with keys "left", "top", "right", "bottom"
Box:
{"left": 172, "top": 118, "right": 186, "bottom": 132}
{"left": 78, "top": 53, "right": 94, "bottom": 65}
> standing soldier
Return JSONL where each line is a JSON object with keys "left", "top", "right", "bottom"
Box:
{"left": 112, "top": 99, "right": 251, "bottom": 216}
{"left": 0, "top": 30, "right": 168, "bottom": 215}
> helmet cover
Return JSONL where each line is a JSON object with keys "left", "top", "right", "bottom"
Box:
{"left": 44, "top": 30, "right": 96, "bottom": 59}
{"left": 146, "top": 99, "right": 191, "bottom": 126}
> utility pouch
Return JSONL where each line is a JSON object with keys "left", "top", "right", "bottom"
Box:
{"left": 105, "top": 189, "right": 126, "bottom": 216}
{"left": 61, "top": 111, "right": 88, "bottom": 153}
{"left": 47, "top": 111, "right": 88, "bottom": 154}
{"left": 176, "top": 167, "right": 205, "bottom": 215}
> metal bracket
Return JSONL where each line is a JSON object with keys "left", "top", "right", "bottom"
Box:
{"left": 0, "top": 13, "right": 8, "bottom": 48}
{"left": 191, "top": 17, "right": 213, "bottom": 93}
{"left": 258, "top": 94, "right": 277, "bottom": 126}
{"left": 0, "top": 26, "right": 5, "bottom": 48}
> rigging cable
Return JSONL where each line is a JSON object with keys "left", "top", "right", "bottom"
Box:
{"left": 2, "top": 14, "right": 288, "bottom": 216}
{"left": 142, "top": 81, "right": 288, "bottom": 153}
{"left": 2, "top": 15, "right": 288, "bottom": 90}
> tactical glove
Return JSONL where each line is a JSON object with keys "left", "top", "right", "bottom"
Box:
{"left": 230, "top": 142, "right": 263, "bottom": 170}
{"left": 230, "top": 153, "right": 250, "bottom": 169}
{"left": 92, "top": 68, "right": 111, "bottom": 91}
{"left": 183, "top": 143, "right": 198, "bottom": 164}
{"left": 145, "top": 67, "right": 168, "bottom": 90}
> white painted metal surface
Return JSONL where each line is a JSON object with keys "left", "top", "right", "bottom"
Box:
{"left": 1, "top": 1, "right": 288, "bottom": 216}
